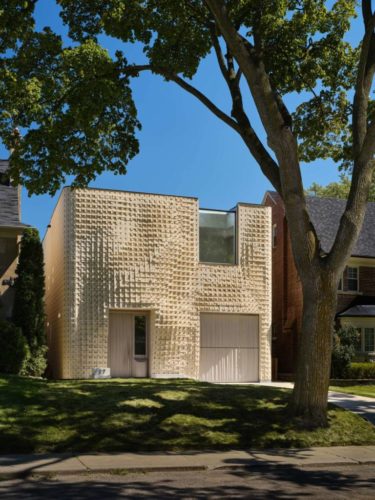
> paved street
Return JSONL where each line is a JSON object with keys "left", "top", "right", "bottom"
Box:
{"left": 1, "top": 465, "right": 374, "bottom": 499}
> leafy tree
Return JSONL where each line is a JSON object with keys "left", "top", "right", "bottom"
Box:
{"left": 307, "top": 174, "right": 375, "bottom": 201}
{"left": 331, "top": 325, "right": 359, "bottom": 379}
{"left": 1, "top": 1, "right": 375, "bottom": 425}
{"left": 12, "top": 228, "right": 47, "bottom": 376}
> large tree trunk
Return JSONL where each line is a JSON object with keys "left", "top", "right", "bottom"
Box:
{"left": 291, "top": 268, "right": 339, "bottom": 426}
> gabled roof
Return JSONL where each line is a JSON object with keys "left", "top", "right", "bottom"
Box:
{"left": 0, "top": 159, "right": 29, "bottom": 230}
{"left": 265, "top": 191, "right": 375, "bottom": 258}
{"left": 337, "top": 295, "right": 375, "bottom": 318}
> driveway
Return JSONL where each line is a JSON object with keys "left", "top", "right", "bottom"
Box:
{"left": 250, "top": 382, "right": 375, "bottom": 425}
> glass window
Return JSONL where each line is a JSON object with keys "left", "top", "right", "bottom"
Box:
{"left": 272, "top": 224, "right": 277, "bottom": 248}
{"left": 364, "top": 328, "right": 375, "bottom": 352}
{"left": 0, "top": 172, "right": 10, "bottom": 186}
{"left": 134, "top": 315, "right": 147, "bottom": 356}
{"left": 199, "top": 210, "right": 236, "bottom": 264}
{"left": 338, "top": 276, "right": 343, "bottom": 291}
{"left": 347, "top": 267, "right": 358, "bottom": 291}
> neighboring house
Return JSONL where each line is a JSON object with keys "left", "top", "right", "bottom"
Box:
{"left": 0, "top": 160, "right": 29, "bottom": 320}
{"left": 264, "top": 191, "right": 375, "bottom": 376}
{"left": 44, "top": 187, "right": 272, "bottom": 381}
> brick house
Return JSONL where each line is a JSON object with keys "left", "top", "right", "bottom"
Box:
{"left": 264, "top": 191, "right": 375, "bottom": 376}
{"left": 44, "top": 187, "right": 272, "bottom": 381}
{"left": 0, "top": 160, "right": 29, "bottom": 320}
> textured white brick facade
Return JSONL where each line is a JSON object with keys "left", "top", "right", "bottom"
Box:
{"left": 44, "top": 188, "right": 272, "bottom": 380}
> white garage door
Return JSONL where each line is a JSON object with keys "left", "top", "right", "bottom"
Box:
{"left": 200, "top": 313, "right": 259, "bottom": 383}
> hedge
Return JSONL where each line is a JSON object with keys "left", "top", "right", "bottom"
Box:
{"left": 345, "top": 362, "right": 375, "bottom": 379}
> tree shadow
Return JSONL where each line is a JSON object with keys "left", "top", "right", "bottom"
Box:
{"left": 0, "top": 376, "right": 374, "bottom": 454}
{"left": 0, "top": 466, "right": 374, "bottom": 499}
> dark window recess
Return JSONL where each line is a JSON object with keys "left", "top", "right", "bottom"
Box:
{"left": 0, "top": 173, "right": 10, "bottom": 186}
{"left": 199, "top": 210, "right": 236, "bottom": 264}
{"left": 134, "top": 315, "right": 147, "bottom": 356}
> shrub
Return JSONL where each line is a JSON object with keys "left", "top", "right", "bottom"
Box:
{"left": 13, "top": 228, "right": 47, "bottom": 376}
{"left": 346, "top": 362, "right": 375, "bottom": 379}
{"left": 21, "top": 344, "right": 48, "bottom": 377}
{"left": 0, "top": 320, "right": 29, "bottom": 374}
{"left": 331, "top": 325, "right": 359, "bottom": 378}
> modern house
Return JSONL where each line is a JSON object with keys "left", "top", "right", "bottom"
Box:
{"left": 264, "top": 191, "right": 375, "bottom": 376}
{"left": 0, "top": 160, "right": 29, "bottom": 320}
{"left": 44, "top": 187, "right": 272, "bottom": 381}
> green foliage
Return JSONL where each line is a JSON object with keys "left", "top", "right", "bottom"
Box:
{"left": 346, "top": 362, "right": 375, "bottom": 379}
{"left": 12, "top": 228, "right": 47, "bottom": 376}
{"left": 331, "top": 325, "right": 359, "bottom": 378}
{"left": 21, "top": 345, "right": 48, "bottom": 378}
{"left": 0, "top": 1, "right": 363, "bottom": 194}
{"left": 306, "top": 174, "right": 375, "bottom": 201}
{"left": 0, "top": 320, "right": 29, "bottom": 374}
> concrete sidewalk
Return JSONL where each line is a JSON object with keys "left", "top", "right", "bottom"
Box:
{"left": 249, "top": 382, "right": 375, "bottom": 425}
{"left": 1, "top": 446, "right": 375, "bottom": 478}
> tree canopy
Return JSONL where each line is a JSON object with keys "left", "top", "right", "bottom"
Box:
{"left": 307, "top": 174, "right": 375, "bottom": 200}
{"left": 0, "top": 0, "right": 365, "bottom": 195}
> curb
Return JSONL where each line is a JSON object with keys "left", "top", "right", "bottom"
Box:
{"left": 0, "top": 465, "right": 208, "bottom": 480}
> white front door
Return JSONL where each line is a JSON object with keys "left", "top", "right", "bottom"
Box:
{"left": 108, "top": 312, "right": 148, "bottom": 377}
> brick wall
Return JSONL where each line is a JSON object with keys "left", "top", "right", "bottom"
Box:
{"left": 264, "top": 192, "right": 301, "bottom": 374}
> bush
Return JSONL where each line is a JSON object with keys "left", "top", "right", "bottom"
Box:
{"left": 331, "top": 326, "right": 359, "bottom": 378}
{"left": 13, "top": 228, "right": 47, "bottom": 376}
{"left": 0, "top": 320, "right": 29, "bottom": 374}
{"left": 346, "top": 362, "right": 375, "bottom": 379}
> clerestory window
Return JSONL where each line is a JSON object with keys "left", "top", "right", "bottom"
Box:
{"left": 199, "top": 209, "right": 236, "bottom": 264}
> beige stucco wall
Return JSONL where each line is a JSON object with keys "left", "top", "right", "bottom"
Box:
{"left": 44, "top": 188, "right": 272, "bottom": 380}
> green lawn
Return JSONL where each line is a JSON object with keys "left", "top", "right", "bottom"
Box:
{"left": 0, "top": 376, "right": 374, "bottom": 454}
{"left": 330, "top": 382, "right": 375, "bottom": 399}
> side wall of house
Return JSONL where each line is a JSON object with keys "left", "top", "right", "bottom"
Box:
{"left": 264, "top": 192, "right": 301, "bottom": 375}
{"left": 55, "top": 189, "right": 271, "bottom": 380}
{"left": 44, "top": 189, "right": 73, "bottom": 378}
{"left": 0, "top": 230, "right": 19, "bottom": 320}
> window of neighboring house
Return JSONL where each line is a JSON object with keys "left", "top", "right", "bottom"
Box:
{"left": 199, "top": 210, "right": 236, "bottom": 264}
{"left": 134, "top": 315, "right": 147, "bottom": 357}
{"left": 338, "top": 276, "right": 343, "bottom": 291}
{"left": 272, "top": 224, "right": 277, "bottom": 248}
{"left": 0, "top": 172, "right": 10, "bottom": 186}
{"left": 347, "top": 266, "right": 359, "bottom": 291}
{"left": 364, "top": 328, "right": 375, "bottom": 352}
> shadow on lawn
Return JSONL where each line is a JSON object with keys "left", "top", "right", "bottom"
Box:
{"left": 0, "top": 377, "right": 373, "bottom": 454}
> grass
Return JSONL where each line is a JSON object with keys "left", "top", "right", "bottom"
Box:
{"left": 330, "top": 381, "right": 375, "bottom": 398}
{"left": 0, "top": 376, "right": 374, "bottom": 454}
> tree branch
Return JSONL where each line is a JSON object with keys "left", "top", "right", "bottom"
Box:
{"left": 352, "top": 11, "right": 375, "bottom": 156}
{"left": 168, "top": 74, "right": 241, "bottom": 134}
{"left": 328, "top": 3, "right": 375, "bottom": 270}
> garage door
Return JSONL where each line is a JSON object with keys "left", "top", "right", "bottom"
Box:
{"left": 200, "top": 313, "right": 259, "bottom": 383}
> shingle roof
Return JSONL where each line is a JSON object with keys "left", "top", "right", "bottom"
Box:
{"left": 0, "top": 159, "right": 9, "bottom": 174}
{"left": 265, "top": 191, "right": 375, "bottom": 258}
{"left": 306, "top": 196, "right": 375, "bottom": 258}
{"left": 337, "top": 295, "right": 375, "bottom": 317}
{"left": 0, "top": 159, "right": 29, "bottom": 230}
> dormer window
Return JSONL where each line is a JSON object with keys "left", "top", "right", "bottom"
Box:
{"left": 199, "top": 209, "right": 236, "bottom": 264}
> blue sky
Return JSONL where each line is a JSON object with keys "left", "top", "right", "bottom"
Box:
{"left": 1, "top": 1, "right": 362, "bottom": 236}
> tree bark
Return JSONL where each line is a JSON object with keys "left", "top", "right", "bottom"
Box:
{"left": 291, "top": 266, "right": 338, "bottom": 426}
